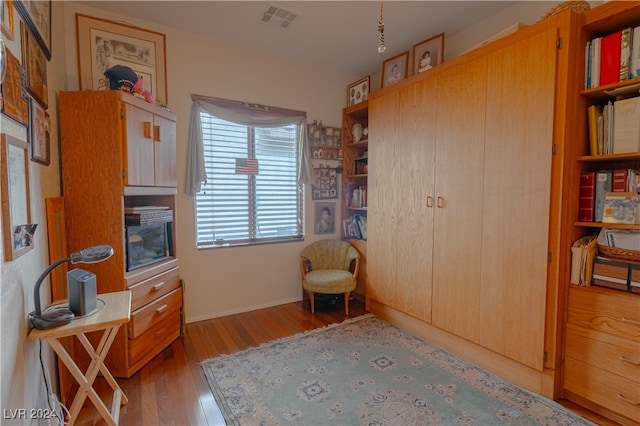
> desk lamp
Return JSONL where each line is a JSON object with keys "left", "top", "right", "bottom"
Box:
{"left": 29, "top": 245, "right": 114, "bottom": 330}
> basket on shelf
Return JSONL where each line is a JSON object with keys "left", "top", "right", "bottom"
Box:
{"left": 597, "top": 244, "right": 640, "bottom": 263}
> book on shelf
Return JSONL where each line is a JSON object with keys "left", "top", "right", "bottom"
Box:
{"left": 595, "top": 170, "right": 613, "bottom": 222}
{"left": 585, "top": 40, "right": 591, "bottom": 89}
{"left": 619, "top": 27, "right": 633, "bottom": 81}
{"left": 612, "top": 96, "right": 640, "bottom": 154}
{"left": 612, "top": 168, "right": 640, "bottom": 192}
{"left": 602, "top": 191, "right": 638, "bottom": 224}
{"left": 578, "top": 171, "right": 596, "bottom": 222}
{"left": 589, "top": 36, "right": 602, "bottom": 88}
{"left": 587, "top": 105, "right": 599, "bottom": 155}
{"left": 600, "top": 30, "right": 622, "bottom": 86}
{"left": 632, "top": 26, "right": 640, "bottom": 79}
{"left": 351, "top": 214, "right": 363, "bottom": 239}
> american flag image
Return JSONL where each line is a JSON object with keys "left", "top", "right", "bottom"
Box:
{"left": 235, "top": 158, "right": 259, "bottom": 175}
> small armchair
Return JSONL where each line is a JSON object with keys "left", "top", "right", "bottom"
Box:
{"left": 300, "top": 239, "right": 360, "bottom": 315}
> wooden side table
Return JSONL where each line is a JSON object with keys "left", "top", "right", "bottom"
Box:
{"left": 29, "top": 291, "right": 131, "bottom": 426}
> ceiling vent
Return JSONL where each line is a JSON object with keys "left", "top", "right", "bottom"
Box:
{"left": 259, "top": 4, "right": 299, "bottom": 29}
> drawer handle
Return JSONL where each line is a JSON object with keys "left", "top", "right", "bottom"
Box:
{"left": 153, "top": 282, "right": 165, "bottom": 291}
{"left": 620, "top": 355, "right": 640, "bottom": 365}
{"left": 156, "top": 304, "right": 168, "bottom": 314}
{"left": 621, "top": 317, "right": 640, "bottom": 326}
{"left": 617, "top": 394, "right": 640, "bottom": 406}
{"left": 155, "top": 328, "right": 166, "bottom": 337}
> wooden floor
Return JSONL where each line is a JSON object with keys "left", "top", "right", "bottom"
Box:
{"left": 72, "top": 298, "right": 616, "bottom": 426}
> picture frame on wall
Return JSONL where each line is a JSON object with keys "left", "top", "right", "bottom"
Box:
{"left": 76, "top": 13, "right": 168, "bottom": 104}
{"left": 28, "top": 98, "right": 49, "bottom": 165}
{"left": 21, "top": 21, "right": 48, "bottom": 108}
{"left": 314, "top": 202, "right": 336, "bottom": 234}
{"left": 346, "top": 76, "right": 370, "bottom": 107}
{"left": 1, "top": 46, "right": 28, "bottom": 124}
{"left": 1, "top": 0, "right": 15, "bottom": 41}
{"left": 1, "top": 133, "right": 34, "bottom": 260}
{"left": 382, "top": 51, "right": 409, "bottom": 87}
{"left": 14, "top": 0, "right": 51, "bottom": 60}
{"left": 412, "top": 33, "right": 445, "bottom": 75}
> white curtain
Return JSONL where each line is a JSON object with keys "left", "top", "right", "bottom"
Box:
{"left": 186, "top": 94, "right": 312, "bottom": 195}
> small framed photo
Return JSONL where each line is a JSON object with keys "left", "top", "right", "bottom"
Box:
{"left": 314, "top": 202, "right": 336, "bottom": 234}
{"left": 1, "top": 133, "right": 34, "bottom": 260}
{"left": 382, "top": 51, "right": 409, "bottom": 87}
{"left": 20, "top": 21, "right": 48, "bottom": 108}
{"left": 343, "top": 219, "right": 357, "bottom": 239}
{"left": 412, "top": 33, "right": 445, "bottom": 75}
{"left": 347, "top": 76, "right": 370, "bottom": 107}
{"left": 29, "top": 98, "right": 49, "bottom": 165}
{"left": 1, "top": 0, "right": 15, "bottom": 41}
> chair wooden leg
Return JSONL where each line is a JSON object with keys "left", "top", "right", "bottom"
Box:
{"left": 344, "top": 291, "right": 350, "bottom": 316}
{"left": 308, "top": 291, "right": 315, "bottom": 314}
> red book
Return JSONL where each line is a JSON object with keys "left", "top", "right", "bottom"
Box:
{"left": 612, "top": 169, "right": 629, "bottom": 192}
{"left": 600, "top": 31, "right": 622, "bottom": 85}
{"left": 579, "top": 171, "right": 596, "bottom": 222}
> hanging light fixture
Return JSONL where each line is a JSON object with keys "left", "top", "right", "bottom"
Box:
{"left": 377, "top": 0, "right": 386, "bottom": 53}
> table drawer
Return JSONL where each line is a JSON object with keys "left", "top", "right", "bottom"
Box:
{"left": 128, "top": 310, "right": 180, "bottom": 367}
{"left": 129, "top": 267, "right": 180, "bottom": 312}
{"left": 129, "top": 287, "right": 182, "bottom": 339}
{"left": 565, "top": 323, "right": 640, "bottom": 383}
{"left": 565, "top": 357, "right": 640, "bottom": 423}
{"left": 568, "top": 287, "right": 640, "bottom": 341}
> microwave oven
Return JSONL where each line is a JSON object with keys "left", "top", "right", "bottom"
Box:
{"left": 125, "top": 221, "right": 173, "bottom": 271}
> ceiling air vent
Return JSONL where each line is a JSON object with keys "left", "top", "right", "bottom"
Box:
{"left": 259, "top": 4, "right": 299, "bottom": 29}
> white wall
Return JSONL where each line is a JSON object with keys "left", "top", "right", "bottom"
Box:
{"left": 2, "top": 0, "right": 591, "bottom": 416}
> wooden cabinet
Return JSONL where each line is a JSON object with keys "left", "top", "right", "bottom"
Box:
{"left": 562, "top": 3, "right": 640, "bottom": 424}
{"left": 366, "top": 11, "right": 579, "bottom": 397}
{"left": 565, "top": 287, "right": 640, "bottom": 424}
{"left": 341, "top": 101, "right": 369, "bottom": 299}
{"left": 59, "top": 90, "right": 181, "bottom": 379}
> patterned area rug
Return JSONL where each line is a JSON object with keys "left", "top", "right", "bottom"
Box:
{"left": 201, "top": 314, "right": 593, "bottom": 425}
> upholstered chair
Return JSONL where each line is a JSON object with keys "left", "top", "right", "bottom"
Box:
{"left": 300, "top": 239, "right": 360, "bottom": 315}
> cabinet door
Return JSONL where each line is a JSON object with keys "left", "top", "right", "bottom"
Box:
{"left": 394, "top": 79, "right": 436, "bottom": 322}
{"left": 368, "top": 90, "right": 400, "bottom": 307}
{"left": 124, "top": 103, "right": 155, "bottom": 186}
{"left": 479, "top": 26, "right": 557, "bottom": 370}
{"left": 153, "top": 115, "right": 177, "bottom": 187}
{"left": 431, "top": 56, "right": 487, "bottom": 342}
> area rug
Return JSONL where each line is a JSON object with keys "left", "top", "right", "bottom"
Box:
{"left": 201, "top": 314, "right": 593, "bottom": 425}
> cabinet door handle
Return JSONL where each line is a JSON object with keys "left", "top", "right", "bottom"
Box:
{"left": 437, "top": 197, "right": 444, "bottom": 208}
{"left": 153, "top": 125, "right": 161, "bottom": 142}
{"left": 426, "top": 196, "right": 433, "bottom": 208}
{"left": 143, "top": 121, "right": 152, "bottom": 139}
{"left": 156, "top": 304, "right": 168, "bottom": 314}
{"left": 153, "top": 282, "right": 165, "bottom": 291}
{"left": 621, "top": 317, "right": 640, "bottom": 326}
{"left": 620, "top": 355, "right": 640, "bottom": 365}
{"left": 617, "top": 394, "right": 640, "bottom": 406}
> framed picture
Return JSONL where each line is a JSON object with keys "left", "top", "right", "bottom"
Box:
{"left": 311, "top": 165, "right": 338, "bottom": 200}
{"left": 20, "top": 21, "right": 48, "bottom": 108}
{"left": 14, "top": 0, "right": 50, "bottom": 60}
{"left": 1, "top": 46, "right": 28, "bottom": 124}
{"left": 347, "top": 76, "right": 370, "bottom": 107}
{"left": 382, "top": 51, "right": 409, "bottom": 87}
{"left": 314, "top": 202, "right": 336, "bottom": 234}
{"left": 1, "top": 133, "right": 34, "bottom": 260}
{"left": 343, "top": 219, "right": 357, "bottom": 239}
{"left": 29, "top": 98, "right": 49, "bottom": 165}
{"left": 76, "top": 13, "right": 168, "bottom": 104}
{"left": 1, "top": 0, "right": 15, "bottom": 41}
{"left": 412, "top": 33, "right": 445, "bottom": 75}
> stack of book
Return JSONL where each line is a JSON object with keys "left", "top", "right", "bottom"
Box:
{"left": 585, "top": 26, "right": 640, "bottom": 88}
{"left": 343, "top": 214, "right": 367, "bottom": 240}
{"left": 579, "top": 169, "right": 640, "bottom": 223}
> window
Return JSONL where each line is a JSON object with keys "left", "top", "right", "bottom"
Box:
{"left": 195, "top": 113, "right": 304, "bottom": 248}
